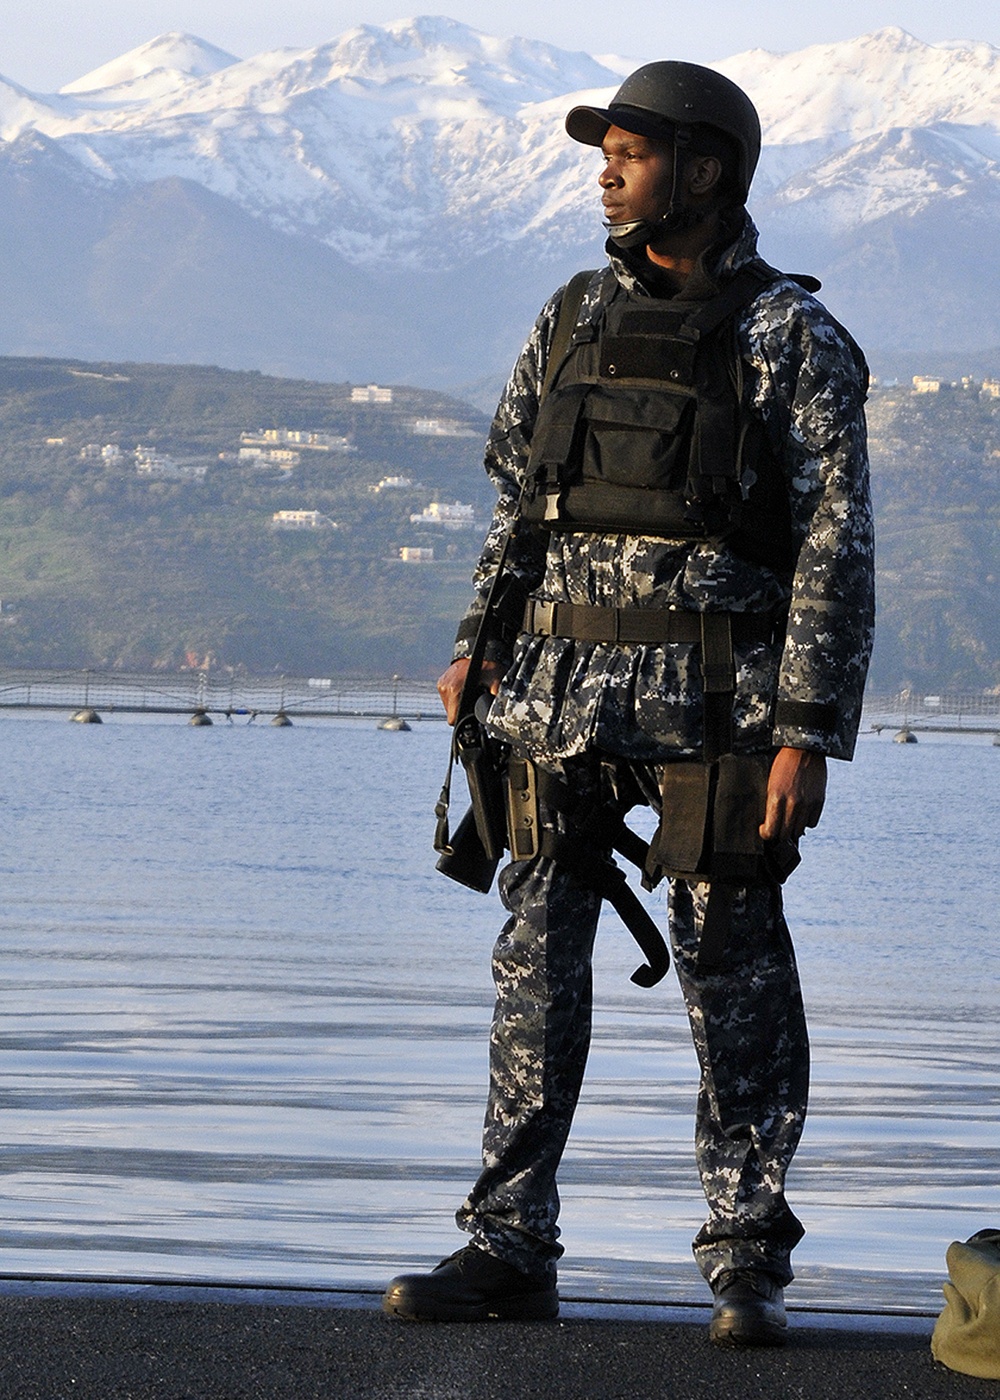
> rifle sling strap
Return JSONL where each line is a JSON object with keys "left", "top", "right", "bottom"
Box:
{"left": 436, "top": 268, "right": 597, "bottom": 857}
{"left": 536, "top": 828, "right": 669, "bottom": 988}
{"left": 533, "top": 765, "right": 669, "bottom": 987}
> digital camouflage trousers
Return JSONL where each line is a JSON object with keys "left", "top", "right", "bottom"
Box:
{"left": 455, "top": 753, "right": 809, "bottom": 1288}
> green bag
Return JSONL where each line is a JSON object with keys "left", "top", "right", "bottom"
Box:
{"left": 932, "top": 1229, "right": 1000, "bottom": 1378}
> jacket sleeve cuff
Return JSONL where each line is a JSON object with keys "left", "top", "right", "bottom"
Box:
{"left": 452, "top": 613, "right": 480, "bottom": 659}
{"left": 452, "top": 612, "right": 512, "bottom": 668}
{"left": 772, "top": 698, "right": 858, "bottom": 760}
{"left": 773, "top": 699, "right": 838, "bottom": 733}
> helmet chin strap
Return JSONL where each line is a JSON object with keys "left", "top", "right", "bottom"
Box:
{"left": 606, "top": 124, "right": 702, "bottom": 250}
{"left": 605, "top": 205, "right": 707, "bottom": 249}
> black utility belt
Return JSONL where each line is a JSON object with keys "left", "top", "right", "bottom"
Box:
{"left": 522, "top": 599, "right": 778, "bottom": 647}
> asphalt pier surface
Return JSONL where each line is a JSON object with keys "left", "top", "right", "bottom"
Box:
{"left": 0, "top": 1283, "right": 983, "bottom": 1399}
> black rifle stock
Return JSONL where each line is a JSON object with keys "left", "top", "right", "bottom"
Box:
{"left": 435, "top": 703, "right": 507, "bottom": 891}
{"left": 435, "top": 805, "right": 502, "bottom": 893}
{"left": 433, "top": 268, "right": 595, "bottom": 894}
{"left": 434, "top": 616, "right": 516, "bottom": 894}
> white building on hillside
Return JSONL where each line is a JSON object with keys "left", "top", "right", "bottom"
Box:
{"left": 238, "top": 446, "right": 301, "bottom": 469}
{"left": 271, "top": 510, "right": 338, "bottom": 530}
{"left": 411, "top": 418, "right": 477, "bottom": 438}
{"left": 81, "top": 442, "right": 122, "bottom": 461}
{"left": 409, "top": 501, "right": 479, "bottom": 529}
{"left": 240, "top": 428, "right": 354, "bottom": 452}
{"left": 373, "top": 475, "right": 418, "bottom": 492}
{"left": 351, "top": 384, "right": 393, "bottom": 404}
{"left": 135, "top": 448, "right": 207, "bottom": 481}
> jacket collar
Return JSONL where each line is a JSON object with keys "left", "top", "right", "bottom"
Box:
{"left": 607, "top": 208, "right": 761, "bottom": 301}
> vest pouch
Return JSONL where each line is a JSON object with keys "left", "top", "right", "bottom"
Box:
{"left": 711, "top": 752, "right": 768, "bottom": 885}
{"left": 646, "top": 754, "right": 772, "bottom": 886}
{"left": 528, "top": 380, "right": 590, "bottom": 473}
{"left": 523, "top": 381, "right": 590, "bottom": 523}
{"left": 580, "top": 384, "right": 693, "bottom": 491}
{"left": 645, "top": 761, "right": 712, "bottom": 883}
{"left": 524, "top": 380, "right": 698, "bottom": 533}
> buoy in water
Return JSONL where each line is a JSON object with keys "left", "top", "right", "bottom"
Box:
{"left": 271, "top": 711, "right": 293, "bottom": 727}
{"left": 189, "top": 709, "right": 213, "bottom": 726}
{"left": 70, "top": 708, "right": 102, "bottom": 724}
{"left": 378, "top": 716, "right": 411, "bottom": 731}
{"left": 893, "top": 726, "right": 917, "bottom": 743}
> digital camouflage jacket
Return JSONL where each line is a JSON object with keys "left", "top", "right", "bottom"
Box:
{"left": 453, "top": 213, "right": 875, "bottom": 764}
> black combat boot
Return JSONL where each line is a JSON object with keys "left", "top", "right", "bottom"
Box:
{"left": 709, "top": 1268, "right": 787, "bottom": 1346}
{"left": 382, "top": 1245, "right": 559, "bottom": 1322}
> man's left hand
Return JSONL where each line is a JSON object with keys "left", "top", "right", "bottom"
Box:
{"left": 760, "top": 747, "right": 827, "bottom": 844}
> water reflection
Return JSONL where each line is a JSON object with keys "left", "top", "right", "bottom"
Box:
{"left": 0, "top": 716, "right": 995, "bottom": 1311}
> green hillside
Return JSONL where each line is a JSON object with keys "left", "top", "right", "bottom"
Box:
{"left": 0, "top": 357, "right": 493, "bottom": 677}
{"left": 0, "top": 356, "right": 997, "bottom": 690}
{"left": 866, "top": 383, "right": 1000, "bottom": 691}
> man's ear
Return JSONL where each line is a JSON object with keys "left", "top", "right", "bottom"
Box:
{"left": 686, "top": 155, "right": 723, "bottom": 197}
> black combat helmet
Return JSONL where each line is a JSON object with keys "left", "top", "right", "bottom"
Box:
{"left": 566, "top": 62, "right": 762, "bottom": 241}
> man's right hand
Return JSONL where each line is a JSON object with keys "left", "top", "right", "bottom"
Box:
{"left": 437, "top": 658, "right": 505, "bottom": 725}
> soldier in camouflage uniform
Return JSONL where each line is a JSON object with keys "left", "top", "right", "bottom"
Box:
{"left": 384, "top": 61, "right": 874, "bottom": 1345}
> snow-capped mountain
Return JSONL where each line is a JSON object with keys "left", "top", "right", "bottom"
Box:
{"left": 0, "top": 18, "right": 998, "bottom": 388}
{"left": 4, "top": 18, "right": 620, "bottom": 261}
{"left": 59, "top": 32, "right": 241, "bottom": 96}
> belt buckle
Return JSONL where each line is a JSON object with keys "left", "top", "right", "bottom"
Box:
{"left": 532, "top": 599, "right": 557, "bottom": 636}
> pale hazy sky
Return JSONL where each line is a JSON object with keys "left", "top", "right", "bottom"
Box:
{"left": 4, "top": 0, "right": 999, "bottom": 91}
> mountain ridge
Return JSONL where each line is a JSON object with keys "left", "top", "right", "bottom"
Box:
{"left": 0, "top": 17, "right": 998, "bottom": 387}
{"left": 60, "top": 33, "right": 241, "bottom": 96}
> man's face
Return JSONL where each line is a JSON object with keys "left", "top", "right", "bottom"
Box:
{"left": 598, "top": 125, "right": 675, "bottom": 229}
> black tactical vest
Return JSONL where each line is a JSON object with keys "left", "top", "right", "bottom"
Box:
{"left": 522, "top": 263, "right": 799, "bottom": 572}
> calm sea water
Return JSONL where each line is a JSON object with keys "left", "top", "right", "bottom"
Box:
{"left": 0, "top": 711, "right": 996, "bottom": 1313}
